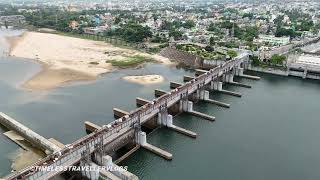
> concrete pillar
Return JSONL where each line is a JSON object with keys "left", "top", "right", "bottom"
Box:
{"left": 157, "top": 112, "right": 163, "bottom": 126}
{"left": 303, "top": 68, "right": 307, "bottom": 79}
{"left": 213, "top": 81, "right": 218, "bottom": 90}
{"left": 80, "top": 161, "right": 86, "bottom": 177}
{"left": 93, "top": 152, "right": 102, "bottom": 164}
{"left": 158, "top": 112, "right": 173, "bottom": 128}
{"left": 102, "top": 155, "right": 113, "bottom": 167}
{"left": 212, "top": 81, "right": 223, "bottom": 91}
{"left": 187, "top": 101, "right": 193, "bottom": 112}
{"left": 217, "top": 82, "right": 223, "bottom": 91}
{"left": 89, "top": 162, "right": 100, "bottom": 180}
{"left": 181, "top": 100, "right": 188, "bottom": 112}
{"left": 166, "top": 115, "right": 173, "bottom": 128}
{"left": 179, "top": 100, "right": 183, "bottom": 112}
{"left": 236, "top": 67, "right": 244, "bottom": 76}
{"left": 228, "top": 74, "right": 234, "bottom": 82}
{"left": 204, "top": 91, "right": 209, "bottom": 100}
{"left": 223, "top": 74, "right": 228, "bottom": 82}
{"left": 199, "top": 90, "right": 205, "bottom": 100}
{"left": 101, "top": 155, "right": 139, "bottom": 180}
{"left": 195, "top": 90, "right": 200, "bottom": 100}
{"left": 210, "top": 81, "right": 214, "bottom": 90}
{"left": 199, "top": 90, "right": 210, "bottom": 100}
{"left": 80, "top": 161, "right": 91, "bottom": 179}
{"left": 138, "top": 131, "right": 147, "bottom": 146}
{"left": 158, "top": 110, "right": 169, "bottom": 126}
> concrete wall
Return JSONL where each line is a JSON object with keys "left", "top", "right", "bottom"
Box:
{"left": 0, "top": 112, "right": 60, "bottom": 154}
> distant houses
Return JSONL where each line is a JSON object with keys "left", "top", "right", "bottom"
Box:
{"left": 83, "top": 26, "right": 109, "bottom": 35}
{"left": 0, "top": 15, "right": 26, "bottom": 28}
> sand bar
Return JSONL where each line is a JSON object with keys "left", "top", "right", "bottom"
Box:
{"left": 9, "top": 32, "right": 172, "bottom": 90}
{"left": 122, "top": 75, "right": 164, "bottom": 85}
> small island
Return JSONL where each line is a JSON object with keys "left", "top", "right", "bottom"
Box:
{"left": 122, "top": 75, "right": 164, "bottom": 85}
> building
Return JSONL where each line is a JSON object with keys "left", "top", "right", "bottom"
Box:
{"left": 0, "top": 15, "right": 26, "bottom": 27}
{"left": 255, "top": 35, "right": 290, "bottom": 46}
{"left": 83, "top": 26, "right": 109, "bottom": 35}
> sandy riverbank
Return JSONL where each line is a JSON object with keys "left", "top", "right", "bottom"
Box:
{"left": 9, "top": 31, "right": 172, "bottom": 90}
{"left": 122, "top": 75, "right": 164, "bottom": 85}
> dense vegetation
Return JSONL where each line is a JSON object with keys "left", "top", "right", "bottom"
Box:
{"left": 176, "top": 44, "right": 238, "bottom": 60}
{"left": 104, "top": 22, "right": 152, "bottom": 42}
{"left": 108, "top": 55, "right": 152, "bottom": 67}
{"left": 251, "top": 54, "right": 286, "bottom": 68}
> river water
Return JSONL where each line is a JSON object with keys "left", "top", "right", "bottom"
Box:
{"left": 1, "top": 30, "right": 320, "bottom": 179}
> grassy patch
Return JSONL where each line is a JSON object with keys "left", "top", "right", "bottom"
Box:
{"left": 108, "top": 55, "right": 152, "bottom": 67}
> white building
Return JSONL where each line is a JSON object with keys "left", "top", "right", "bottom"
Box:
{"left": 255, "top": 35, "right": 290, "bottom": 46}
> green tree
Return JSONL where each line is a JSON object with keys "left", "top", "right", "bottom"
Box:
{"left": 251, "top": 56, "right": 260, "bottom": 66}
{"left": 118, "top": 23, "right": 152, "bottom": 42}
{"left": 275, "top": 27, "right": 298, "bottom": 37}
{"left": 270, "top": 54, "right": 286, "bottom": 65}
{"left": 169, "top": 30, "right": 183, "bottom": 40}
{"left": 114, "top": 17, "right": 121, "bottom": 24}
{"left": 183, "top": 20, "right": 196, "bottom": 29}
{"left": 209, "top": 37, "right": 215, "bottom": 46}
{"left": 227, "top": 50, "right": 237, "bottom": 58}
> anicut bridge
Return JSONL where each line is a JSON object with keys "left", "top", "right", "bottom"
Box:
{"left": 5, "top": 53, "right": 260, "bottom": 180}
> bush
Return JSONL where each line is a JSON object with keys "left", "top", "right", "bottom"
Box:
{"left": 108, "top": 55, "right": 152, "bottom": 67}
{"left": 270, "top": 54, "right": 286, "bottom": 65}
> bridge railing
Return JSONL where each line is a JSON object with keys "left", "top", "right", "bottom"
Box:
{"left": 7, "top": 57, "right": 244, "bottom": 180}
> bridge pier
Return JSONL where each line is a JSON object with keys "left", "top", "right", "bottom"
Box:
{"left": 170, "top": 81, "right": 183, "bottom": 89}
{"left": 235, "top": 67, "right": 261, "bottom": 80}
{"left": 199, "top": 89, "right": 210, "bottom": 101}
{"left": 182, "top": 100, "right": 215, "bottom": 121}
{"left": 113, "top": 108, "right": 129, "bottom": 119}
{"left": 235, "top": 67, "right": 244, "bottom": 76}
{"left": 157, "top": 110, "right": 170, "bottom": 126}
{"left": 223, "top": 71, "right": 252, "bottom": 88}
{"left": 183, "top": 75, "right": 195, "bottom": 82}
{"left": 136, "top": 97, "right": 151, "bottom": 107}
{"left": 158, "top": 111, "right": 196, "bottom": 138}
{"left": 211, "top": 81, "right": 223, "bottom": 91}
{"left": 80, "top": 161, "right": 100, "bottom": 180}
{"left": 199, "top": 89, "right": 231, "bottom": 108}
{"left": 137, "top": 131, "right": 173, "bottom": 160}
{"left": 85, "top": 121, "right": 101, "bottom": 134}
{"left": 227, "top": 81, "right": 252, "bottom": 88}
{"left": 86, "top": 154, "right": 138, "bottom": 180}
{"left": 211, "top": 80, "right": 242, "bottom": 97}
{"left": 155, "top": 89, "right": 168, "bottom": 97}
{"left": 99, "top": 155, "right": 138, "bottom": 180}
{"left": 223, "top": 73, "right": 234, "bottom": 83}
